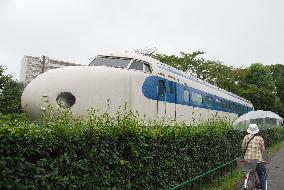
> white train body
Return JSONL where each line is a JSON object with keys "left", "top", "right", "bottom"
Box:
{"left": 21, "top": 53, "right": 254, "bottom": 124}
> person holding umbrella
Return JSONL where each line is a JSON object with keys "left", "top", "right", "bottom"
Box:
{"left": 242, "top": 124, "right": 266, "bottom": 190}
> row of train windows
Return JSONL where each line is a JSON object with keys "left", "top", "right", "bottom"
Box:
{"left": 158, "top": 80, "right": 247, "bottom": 113}
{"left": 185, "top": 90, "right": 247, "bottom": 113}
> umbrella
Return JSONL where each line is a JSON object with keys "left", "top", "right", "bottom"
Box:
{"left": 233, "top": 110, "right": 283, "bottom": 131}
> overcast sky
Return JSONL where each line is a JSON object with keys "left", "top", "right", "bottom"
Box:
{"left": 1, "top": 0, "right": 283, "bottom": 79}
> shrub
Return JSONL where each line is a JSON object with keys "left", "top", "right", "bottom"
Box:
{"left": 0, "top": 112, "right": 284, "bottom": 189}
{"left": 0, "top": 65, "right": 24, "bottom": 115}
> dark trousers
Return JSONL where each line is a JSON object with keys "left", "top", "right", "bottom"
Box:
{"left": 256, "top": 162, "right": 266, "bottom": 190}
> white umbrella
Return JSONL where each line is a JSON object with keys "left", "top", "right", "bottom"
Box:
{"left": 233, "top": 110, "right": 283, "bottom": 131}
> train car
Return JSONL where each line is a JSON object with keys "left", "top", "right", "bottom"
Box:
{"left": 21, "top": 53, "right": 254, "bottom": 124}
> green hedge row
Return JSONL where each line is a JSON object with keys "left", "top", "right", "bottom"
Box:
{"left": 1, "top": 112, "right": 284, "bottom": 189}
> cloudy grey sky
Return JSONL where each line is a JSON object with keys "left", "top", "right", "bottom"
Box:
{"left": 1, "top": 0, "right": 283, "bottom": 79}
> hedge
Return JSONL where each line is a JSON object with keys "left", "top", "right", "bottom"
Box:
{"left": 1, "top": 112, "right": 284, "bottom": 189}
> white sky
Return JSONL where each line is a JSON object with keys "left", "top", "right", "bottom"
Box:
{"left": 0, "top": 0, "right": 284, "bottom": 79}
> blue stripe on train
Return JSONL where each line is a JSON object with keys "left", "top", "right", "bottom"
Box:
{"left": 142, "top": 76, "right": 253, "bottom": 115}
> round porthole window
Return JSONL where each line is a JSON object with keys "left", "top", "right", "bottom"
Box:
{"left": 56, "top": 92, "right": 76, "bottom": 109}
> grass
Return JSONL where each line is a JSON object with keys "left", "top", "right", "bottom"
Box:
{"left": 267, "top": 138, "right": 284, "bottom": 156}
{"left": 202, "top": 138, "right": 284, "bottom": 190}
{"left": 203, "top": 169, "right": 243, "bottom": 190}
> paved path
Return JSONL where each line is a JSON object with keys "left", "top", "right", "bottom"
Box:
{"left": 267, "top": 145, "right": 284, "bottom": 190}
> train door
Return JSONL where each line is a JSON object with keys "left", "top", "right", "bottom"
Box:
{"left": 165, "top": 80, "right": 176, "bottom": 120}
{"left": 157, "top": 79, "right": 166, "bottom": 119}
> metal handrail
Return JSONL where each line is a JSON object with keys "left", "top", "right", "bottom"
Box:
{"left": 169, "top": 157, "right": 240, "bottom": 190}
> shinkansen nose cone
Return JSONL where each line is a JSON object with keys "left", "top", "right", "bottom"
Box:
{"left": 21, "top": 66, "right": 130, "bottom": 120}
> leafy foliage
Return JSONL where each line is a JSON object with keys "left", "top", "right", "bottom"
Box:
{"left": 269, "top": 64, "right": 284, "bottom": 116}
{"left": 246, "top": 63, "right": 275, "bottom": 90}
{"left": 1, "top": 112, "right": 284, "bottom": 189}
{"left": 153, "top": 51, "right": 234, "bottom": 89}
{"left": 0, "top": 113, "right": 30, "bottom": 127}
{"left": 0, "top": 66, "right": 24, "bottom": 114}
{"left": 0, "top": 66, "right": 11, "bottom": 90}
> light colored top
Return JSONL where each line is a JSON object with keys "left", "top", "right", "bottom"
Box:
{"left": 242, "top": 134, "right": 265, "bottom": 161}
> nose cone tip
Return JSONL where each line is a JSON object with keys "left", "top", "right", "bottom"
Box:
{"left": 21, "top": 71, "right": 54, "bottom": 120}
{"left": 20, "top": 67, "right": 82, "bottom": 120}
{"left": 21, "top": 66, "right": 112, "bottom": 121}
{"left": 21, "top": 84, "right": 43, "bottom": 121}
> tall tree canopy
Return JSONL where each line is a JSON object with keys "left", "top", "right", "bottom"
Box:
{"left": 246, "top": 63, "right": 275, "bottom": 90}
{"left": 269, "top": 64, "right": 284, "bottom": 101}
{"left": 0, "top": 66, "right": 23, "bottom": 114}
{"left": 268, "top": 64, "right": 284, "bottom": 116}
{"left": 236, "top": 63, "right": 277, "bottom": 112}
{"left": 0, "top": 66, "right": 12, "bottom": 91}
{"left": 153, "top": 52, "right": 234, "bottom": 90}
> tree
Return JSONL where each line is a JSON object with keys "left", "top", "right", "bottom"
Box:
{"left": 269, "top": 64, "right": 284, "bottom": 101}
{"left": 246, "top": 63, "right": 275, "bottom": 91}
{"left": 0, "top": 66, "right": 12, "bottom": 91}
{"left": 231, "top": 63, "right": 277, "bottom": 112}
{"left": 0, "top": 66, "right": 24, "bottom": 114}
{"left": 154, "top": 52, "right": 237, "bottom": 92}
{"left": 238, "top": 83, "right": 277, "bottom": 111}
{"left": 268, "top": 64, "right": 284, "bottom": 117}
{"left": 154, "top": 51, "right": 205, "bottom": 74}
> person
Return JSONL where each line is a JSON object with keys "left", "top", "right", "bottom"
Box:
{"left": 242, "top": 123, "right": 266, "bottom": 190}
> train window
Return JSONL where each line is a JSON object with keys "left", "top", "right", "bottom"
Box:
{"left": 238, "top": 105, "right": 242, "bottom": 113}
{"left": 204, "top": 96, "right": 214, "bottom": 108}
{"left": 129, "top": 61, "right": 144, "bottom": 71}
{"left": 158, "top": 80, "right": 165, "bottom": 97}
{"left": 192, "top": 92, "right": 203, "bottom": 106}
{"left": 183, "top": 88, "right": 189, "bottom": 103}
{"left": 230, "top": 103, "right": 236, "bottom": 112}
{"left": 233, "top": 104, "right": 238, "bottom": 112}
{"left": 169, "top": 81, "right": 174, "bottom": 94}
{"left": 236, "top": 105, "right": 240, "bottom": 113}
{"left": 215, "top": 99, "right": 222, "bottom": 109}
{"left": 242, "top": 106, "right": 247, "bottom": 113}
{"left": 239, "top": 106, "right": 243, "bottom": 113}
{"left": 90, "top": 57, "right": 130, "bottom": 68}
{"left": 228, "top": 103, "right": 231, "bottom": 111}
{"left": 223, "top": 101, "right": 230, "bottom": 109}
{"left": 235, "top": 104, "right": 238, "bottom": 112}
{"left": 144, "top": 63, "right": 152, "bottom": 73}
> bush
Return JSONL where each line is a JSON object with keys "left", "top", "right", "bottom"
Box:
{"left": 1, "top": 112, "right": 284, "bottom": 189}
{"left": 0, "top": 66, "right": 24, "bottom": 115}
{"left": 0, "top": 113, "right": 30, "bottom": 127}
